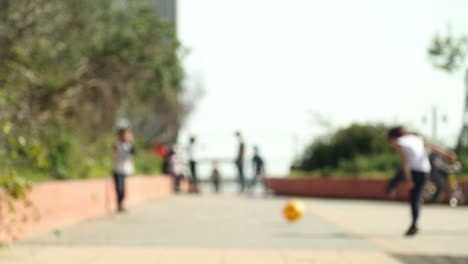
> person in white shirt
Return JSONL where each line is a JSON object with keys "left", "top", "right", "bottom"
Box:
{"left": 187, "top": 136, "right": 199, "bottom": 193}
{"left": 388, "top": 126, "right": 456, "bottom": 236}
{"left": 112, "top": 128, "right": 136, "bottom": 212}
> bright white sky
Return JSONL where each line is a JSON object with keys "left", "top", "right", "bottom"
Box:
{"left": 177, "top": 0, "right": 468, "bottom": 177}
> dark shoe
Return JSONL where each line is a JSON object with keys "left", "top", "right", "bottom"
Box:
{"left": 404, "top": 226, "right": 418, "bottom": 236}
{"left": 117, "top": 206, "right": 127, "bottom": 213}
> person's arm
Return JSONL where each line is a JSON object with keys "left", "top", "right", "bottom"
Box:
{"left": 392, "top": 141, "right": 411, "bottom": 181}
{"left": 424, "top": 139, "right": 457, "bottom": 162}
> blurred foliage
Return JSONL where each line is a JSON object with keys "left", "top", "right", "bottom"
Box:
{"left": 0, "top": 0, "right": 186, "bottom": 144}
{"left": 1, "top": 0, "right": 184, "bottom": 240}
{"left": 428, "top": 30, "right": 468, "bottom": 73}
{"left": 427, "top": 29, "right": 468, "bottom": 152}
{"left": 295, "top": 123, "right": 399, "bottom": 177}
{"left": 0, "top": 0, "right": 184, "bottom": 178}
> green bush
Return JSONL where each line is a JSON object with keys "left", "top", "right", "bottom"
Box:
{"left": 298, "top": 123, "right": 393, "bottom": 172}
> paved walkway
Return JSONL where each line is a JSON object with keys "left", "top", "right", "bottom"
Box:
{"left": 1, "top": 193, "right": 467, "bottom": 263}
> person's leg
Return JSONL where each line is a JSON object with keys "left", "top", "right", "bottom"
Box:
{"left": 190, "top": 161, "right": 198, "bottom": 189}
{"left": 120, "top": 174, "right": 126, "bottom": 207}
{"left": 239, "top": 165, "right": 245, "bottom": 192}
{"left": 430, "top": 171, "right": 446, "bottom": 203}
{"left": 214, "top": 180, "right": 220, "bottom": 193}
{"left": 172, "top": 173, "right": 179, "bottom": 193}
{"left": 407, "top": 171, "right": 427, "bottom": 235}
{"left": 236, "top": 163, "right": 245, "bottom": 192}
{"left": 112, "top": 172, "right": 120, "bottom": 209}
{"left": 113, "top": 172, "right": 125, "bottom": 211}
{"left": 386, "top": 169, "right": 404, "bottom": 195}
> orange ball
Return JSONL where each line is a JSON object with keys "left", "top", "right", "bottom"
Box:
{"left": 283, "top": 199, "right": 305, "bottom": 222}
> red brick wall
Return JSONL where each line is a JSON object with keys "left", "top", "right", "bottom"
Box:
{"left": 0, "top": 175, "right": 187, "bottom": 241}
{"left": 266, "top": 177, "right": 468, "bottom": 202}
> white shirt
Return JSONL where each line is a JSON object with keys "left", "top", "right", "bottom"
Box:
{"left": 397, "top": 135, "right": 431, "bottom": 173}
{"left": 113, "top": 142, "right": 135, "bottom": 175}
{"left": 187, "top": 143, "right": 197, "bottom": 162}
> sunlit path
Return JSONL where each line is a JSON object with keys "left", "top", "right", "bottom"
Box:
{"left": 1, "top": 193, "right": 467, "bottom": 263}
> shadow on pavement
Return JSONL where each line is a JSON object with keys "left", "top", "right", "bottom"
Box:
{"left": 392, "top": 254, "right": 468, "bottom": 264}
{"left": 275, "top": 232, "right": 360, "bottom": 240}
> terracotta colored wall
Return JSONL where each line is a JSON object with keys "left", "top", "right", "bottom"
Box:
{"left": 0, "top": 175, "right": 187, "bottom": 241}
{"left": 266, "top": 177, "right": 468, "bottom": 202}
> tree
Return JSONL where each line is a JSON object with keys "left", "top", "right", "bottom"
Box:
{"left": 0, "top": 0, "right": 187, "bottom": 175}
{"left": 297, "top": 123, "right": 396, "bottom": 174}
{"left": 428, "top": 30, "right": 468, "bottom": 151}
{"left": 428, "top": 31, "right": 468, "bottom": 73}
{"left": 0, "top": 0, "right": 188, "bottom": 239}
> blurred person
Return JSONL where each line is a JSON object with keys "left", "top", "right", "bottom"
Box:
{"left": 385, "top": 169, "right": 404, "bottom": 199}
{"left": 234, "top": 131, "right": 246, "bottom": 193}
{"left": 428, "top": 153, "right": 452, "bottom": 203}
{"left": 211, "top": 160, "right": 222, "bottom": 193}
{"left": 387, "top": 126, "right": 456, "bottom": 236}
{"left": 248, "top": 146, "right": 267, "bottom": 194}
{"left": 167, "top": 146, "right": 185, "bottom": 193}
{"left": 112, "top": 127, "right": 136, "bottom": 212}
{"left": 186, "top": 136, "right": 200, "bottom": 193}
{"left": 153, "top": 144, "right": 170, "bottom": 174}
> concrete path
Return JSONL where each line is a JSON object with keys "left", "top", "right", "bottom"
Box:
{"left": 1, "top": 193, "right": 467, "bottom": 263}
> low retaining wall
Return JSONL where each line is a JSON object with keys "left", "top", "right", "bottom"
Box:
{"left": 266, "top": 177, "right": 468, "bottom": 201}
{"left": 0, "top": 175, "right": 187, "bottom": 241}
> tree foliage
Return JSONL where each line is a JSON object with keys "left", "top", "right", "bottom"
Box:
{"left": 427, "top": 29, "right": 468, "bottom": 152}
{"left": 0, "top": 0, "right": 187, "bottom": 238}
{"left": 428, "top": 31, "right": 468, "bottom": 73}
{"left": 0, "top": 0, "right": 185, "bottom": 142}
{"left": 297, "top": 123, "right": 397, "bottom": 174}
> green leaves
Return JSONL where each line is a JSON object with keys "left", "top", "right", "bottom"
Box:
{"left": 298, "top": 123, "right": 393, "bottom": 173}
{"left": 428, "top": 31, "right": 468, "bottom": 73}
{"left": 0, "top": 173, "right": 32, "bottom": 200}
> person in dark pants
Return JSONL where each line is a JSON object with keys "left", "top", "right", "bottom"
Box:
{"left": 235, "top": 131, "right": 246, "bottom": 193}
{"left": 388, "top": 126, "right": 456, "bottom": 236}
{"left": 211, "top": 160, "right": 222, "bottom": 193}
{"left": 428, "top": 153, "right": 450, "bottom": 203}
{"left": 248, "top": 146, "right": 267, "bottom": 193}
{"left": 112, "top": 128, "right": 136, "bottom": 212}
{"left": 386, "top": 169, "right": 404, "bottom": 199}
{"left": 187, "top": 136, "right": 199, "bottom": 193}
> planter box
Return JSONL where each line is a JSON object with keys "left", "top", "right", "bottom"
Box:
{"left": 0, "top": 175, "right": 188, "bottom": 241}
{"left": 266, "top": 177, "right": 468, "bottom": 202}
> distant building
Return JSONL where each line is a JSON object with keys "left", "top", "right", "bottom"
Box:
{"left": 152, "top": 0, "right": 177, "bottom": 27}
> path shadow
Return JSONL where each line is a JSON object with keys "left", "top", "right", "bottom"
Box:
{"left": 274, "top": 231, "right": 360, "bottom": 240}
{"left": 392, "top": 254, "right": 468, "bottom": 264}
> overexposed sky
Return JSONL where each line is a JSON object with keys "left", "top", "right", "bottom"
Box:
{"left": 177, "top": 0, "right": 468, "bottom": 176}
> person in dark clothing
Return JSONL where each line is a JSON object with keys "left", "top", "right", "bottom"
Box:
{"left": 211, "top": 160, "right": 222, "bottom": 193}
{"left": 428, "top": 153, "right": 451, "bottom": 203}
{"left": 187, "top": 136, "right": 199, "bottom": 193}
{"left": 112, "top": 128, "right": 136, "bottom": 212}
{"left": 386, "top": 169, "right": 404, "bottom": 199}
{"left": 248, "top": 146, "right": 267, "bottom": 193}
{"left": 235, "top": 131, "right": 246, "bottom": 193}
{"left": 388, "top": 126, "right": 456, "bottom": 236}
